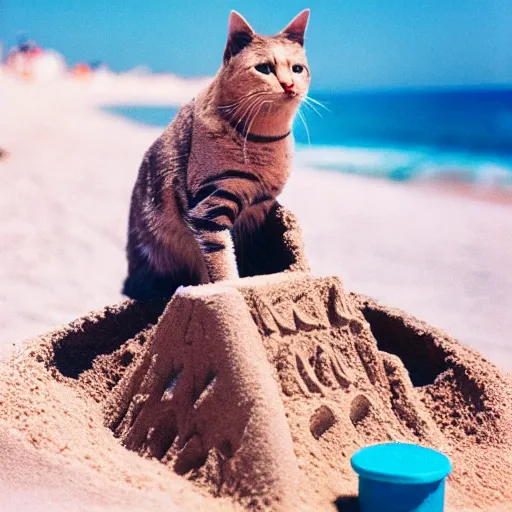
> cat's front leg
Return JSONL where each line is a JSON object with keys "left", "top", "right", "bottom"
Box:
{"left": 186, "top": 171, "right": 266, "bottom": 282}
{"left": 187, "top": 199, "right": 240, "bottom": 282}
{"left": 193, "top": 227, "right": 239, "bottom": 282}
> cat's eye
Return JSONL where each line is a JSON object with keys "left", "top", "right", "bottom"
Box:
{"left": 292, "top": 64, "right": 304, "bottom": 74}
{"left": 255, "top": 63, "right": 273, "bottom": 75}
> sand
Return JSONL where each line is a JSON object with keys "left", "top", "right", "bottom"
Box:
{"left": 0, "top": 197, "right": 511, "bottom": 510}
{"left": 1, "top": 71, "right": 512, "bottom": 510}
{"left": 1, "top": 274, "right": 511, "bottom": 510}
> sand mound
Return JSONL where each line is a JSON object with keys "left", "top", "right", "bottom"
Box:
{"left": 1, "top": 207, "right": 511, "bottom": 511}
{"left": 1, "top": 273, "right": 511, "bottom": 511}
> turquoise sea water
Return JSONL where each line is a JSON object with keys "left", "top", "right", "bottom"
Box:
{"left": 104, "top": 88, "right": 512, "bottom": 188}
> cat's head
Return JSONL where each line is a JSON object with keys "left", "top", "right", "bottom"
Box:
{"left": 217, "top": 10, "right": 311, "bottom": 128}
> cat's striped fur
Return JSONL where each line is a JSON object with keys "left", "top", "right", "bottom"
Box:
{"left": 123, "top": 10, "right": 311, "bottom": 300}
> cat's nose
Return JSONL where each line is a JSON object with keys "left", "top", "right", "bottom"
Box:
{"left": 281, "top": 82, "right": 295, "bottom": 94}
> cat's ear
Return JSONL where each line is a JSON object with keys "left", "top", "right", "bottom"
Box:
{"left": 223, "top": 11, "right": 255, "bottom": 63}
{"left": 280, "top": 9, "right": 310, "bottom": 46}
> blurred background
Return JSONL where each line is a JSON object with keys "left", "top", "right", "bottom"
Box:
{"left": 1, "top": 2, "right": 511, "bottom": 368}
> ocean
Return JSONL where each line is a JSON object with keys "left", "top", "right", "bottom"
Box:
{"left": 105, "top": 88, "right": 512, "bottom": 188}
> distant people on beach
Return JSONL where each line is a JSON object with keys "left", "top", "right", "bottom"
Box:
{"left": 6, "top": 36, "right": 42, "bottom": 77}
{"left": 5, "top": 35, "right": 109, "bottom": 81}
{"left": 6, "top": 35, "right": 66, "bottom": 80}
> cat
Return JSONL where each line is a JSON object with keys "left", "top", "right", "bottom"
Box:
{"left": 123, "top": 9, "right": 311, "bottom": 301}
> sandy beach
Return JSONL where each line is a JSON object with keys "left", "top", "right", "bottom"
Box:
{"left": 1, "top": 72, "right": 511, "bottom": 370}
{"left": 2, "top": 0, "right": 511, "bottom": 507}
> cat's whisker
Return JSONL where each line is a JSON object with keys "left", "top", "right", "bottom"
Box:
{"left": 232, "top": 95, "right": 263, "bottom": 135}
{"left": 302, "top": 98, "right": 323, "bottom": 118}
{"left": 237, "top": 95, "right": 261, "bottom": 130}
{"left": 231, "top": 101, "right": 256, "bottom": 137}
{"left": 228, "top": 93, "right": 262, "bottom": 127}
{"left": 242, "top": 97, "right": 267, "bottom": 162}
{"left": 219, "top": 95, "right": 259, "bottom": 124}
{"left": 220, "top": 90, "right": 276, "bottom": 113}
{"left": 218, "top": 90, "right": 267, "bottom": 112}
{"left": 264, "top": 101, "right": 274, "bottom": 118}
{"left": 297, "top": 109, "right": 311, "bottom": 146}
{"left": 219, "top": 90, "right": 260, "bottom": 108}
{"left": 218, "top": 103, "right": 241, "bottom": 111}
{"left": 305, "top": 95, "right": 331, "bottom": 113}
{"left": 244, "top": 99, "right": 273, "bottom": 162}
{"left": 219, "top": 100, "right": 251, "bottom": 113}
{"left": 224, "top": 94, "right": 251, "bottom": 119}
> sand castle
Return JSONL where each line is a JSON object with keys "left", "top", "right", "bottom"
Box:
{"left": 1, "top": 205, "right": 511, "bottom": 511}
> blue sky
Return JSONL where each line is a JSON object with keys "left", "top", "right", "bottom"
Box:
{"left": 2, "top": 0, "right": 511, "bottom": 89}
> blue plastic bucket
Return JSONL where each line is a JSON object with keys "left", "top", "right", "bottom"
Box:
{"left": 351, "top": 443, "right": 452, "bottom": 512}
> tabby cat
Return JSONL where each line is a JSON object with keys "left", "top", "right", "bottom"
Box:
{"left": 123, "top": 9, "right": 311, "bottom": 300}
